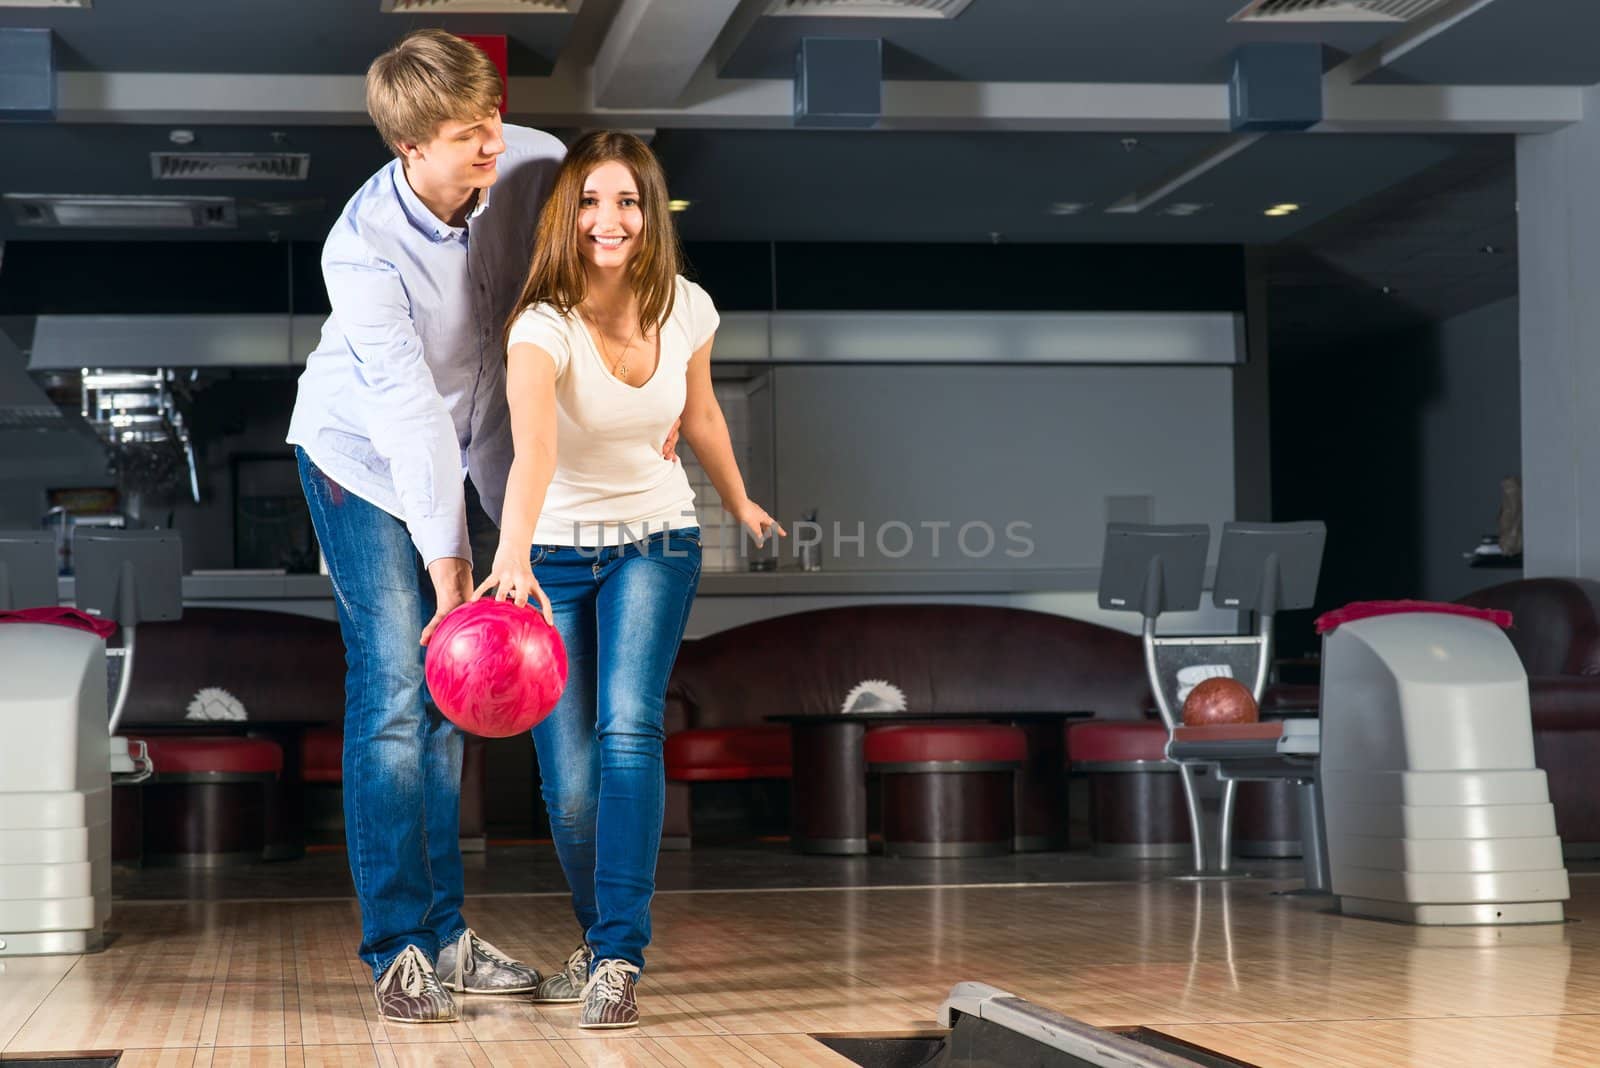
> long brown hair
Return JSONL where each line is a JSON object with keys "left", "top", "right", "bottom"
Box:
{"left": 506, "top": 131, "right": 681, "bottom": 350}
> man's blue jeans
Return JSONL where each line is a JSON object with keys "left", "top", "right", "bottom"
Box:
{"left": 530, "top": 529, "right": 702, "bottom": 973}
{"left": 297, "top": 447, "right": 466, "bottom": 980}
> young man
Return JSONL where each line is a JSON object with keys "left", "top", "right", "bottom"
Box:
{"left": 287, "top": 29, "right": 563, "bottom": 1024}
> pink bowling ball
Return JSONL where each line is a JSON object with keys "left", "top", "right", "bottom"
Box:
{"left": 424, "top": 599, "right": 568, "bottom": 738}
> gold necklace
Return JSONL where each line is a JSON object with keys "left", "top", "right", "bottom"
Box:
{"left": 583, "top": 307, "right": 639, "bottom": 382}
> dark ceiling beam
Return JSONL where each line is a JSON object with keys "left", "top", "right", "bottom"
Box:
{"left": 549, "top": 0, "right": 626, "bottom": 81}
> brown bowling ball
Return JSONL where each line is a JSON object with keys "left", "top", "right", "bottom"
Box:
{"left": 1181, "top": 677, "right": 1259, "bottom": 726}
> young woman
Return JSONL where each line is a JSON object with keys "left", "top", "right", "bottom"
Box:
{"left": 480, "top": 131, "right": 782, "bottom": 1029}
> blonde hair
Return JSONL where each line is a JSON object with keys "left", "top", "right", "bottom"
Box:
{"left": 365, "top": 29, "right": 502, "bottom": 158}
{"left": 506, "top": 131, "right": 682, "bottom": 346}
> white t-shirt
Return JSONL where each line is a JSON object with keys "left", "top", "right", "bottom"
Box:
{"left": 505, "top": 275, "right": 719, "bottom": 546}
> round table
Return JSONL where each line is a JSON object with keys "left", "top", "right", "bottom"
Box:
{"left": 767, "top": 710, "right": 1093, "bottom": 855}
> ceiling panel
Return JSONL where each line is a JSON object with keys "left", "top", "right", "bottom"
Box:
{"left": 654, "top": 128, "right": 1473, "bottom": 244}
{"left": 654, "top": 127, "right": 1224, "bottom": 243}
{"left": 1267, "top": 140, "right": 1516, "bottom": 333}
{"left": 0, "top": 121, "right": 1487, "bottom": 247}
{"left": 1362, "top": 0, "right": 1600, "bottom": 87}
{"left": 1141, "top": 132, "right": 1472, "bottom": 241}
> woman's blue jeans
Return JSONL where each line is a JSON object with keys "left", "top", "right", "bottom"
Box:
{"left": 296, "top": 448, "right": 466, "bottom": 980}
{"left": 530, "top": 528, "right": 702, "bottom": 973}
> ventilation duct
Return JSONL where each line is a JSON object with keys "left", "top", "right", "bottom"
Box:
{"left": 1232, "top": 0, "right": 1454, "bottom": 21}
{"left": 151, "top": 153, "right": 310, "bottom": 181}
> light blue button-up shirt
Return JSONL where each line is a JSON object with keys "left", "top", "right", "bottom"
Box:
{"left": 288, "top": 123, "right": 565, "bottom": 566}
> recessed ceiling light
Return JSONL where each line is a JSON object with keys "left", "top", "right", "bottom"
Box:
{"left": 168, "top": 129, "right": 196, "bottom": 146}
{"left": 1264, "top": 203, "right": 1301, "bottom": 217}
{"left": 668, "top": 199, "right": 691, "bottom": 213}
{"left": 1046, "top": 202, "right": 1088, "bottom": 216}
{"left": 1481, "top": 244, "right": 1501, "bottom": 254}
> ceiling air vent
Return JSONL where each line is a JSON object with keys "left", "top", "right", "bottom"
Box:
{"left": 3, "top": 194, "right": 237, "bottom": 230}
{"left": 152, "top": 153, "right": 311, "bottom": 181}
{"left": 767, "top": 0, "right": 974, "bottom": 18}
{"left": 1232, "top": 0, "right": 1453, "bottom": 21}
{"left": 379, "top": 0, "right": 577, "bottom": 13}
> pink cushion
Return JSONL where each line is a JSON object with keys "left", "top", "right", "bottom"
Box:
{"left": 1315, "top": 600, "right": 1511, "bottom": 635}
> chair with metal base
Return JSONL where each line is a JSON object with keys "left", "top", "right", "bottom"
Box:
{"left": 1098, "top": 521, "right": 1331, "bottom": 889}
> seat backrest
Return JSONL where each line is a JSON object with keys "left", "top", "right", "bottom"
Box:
{"left": 668, "top": 604, "right": 1151, "bottom": 727}
{"left": 121, "top": 607, "right": 346, "bottom": 724}
{"left": 1457, "top": 578, "right": 1600, "bottom": 677}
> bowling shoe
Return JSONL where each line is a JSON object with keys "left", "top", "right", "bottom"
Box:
{"left": 532, "top": 942, "right": 593, "bottom": 1003}
{"left": 374, "top": 945, "right": 458, "bottom": 1024}
{"left": 437, "top": 928, "right": 542, "bottom": 994}
{"left": 579, "top": 958, "right": 641, "bottom": 1029}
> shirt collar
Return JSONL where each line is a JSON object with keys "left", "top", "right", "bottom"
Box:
{"left": 393, "top": 160, "right": 489, "bottom": 243}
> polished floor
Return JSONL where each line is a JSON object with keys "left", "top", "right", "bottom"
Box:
{"left": 4, "top": 849, "right": 1599, "bottom": 1067}
{"left": 112, "top": 840, "right": 1212, "bottom": 902}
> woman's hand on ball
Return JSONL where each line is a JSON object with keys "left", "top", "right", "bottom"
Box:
{"left": 474, "top": 551, "right": 554, "bottom": 626}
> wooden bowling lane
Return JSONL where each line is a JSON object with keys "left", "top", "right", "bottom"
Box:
{"left": 4, "top": 875, "right": 1600, "bottom": 1066}
{"left": 1158, "top": 1015, "right": 1600, "bottom": 1068}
